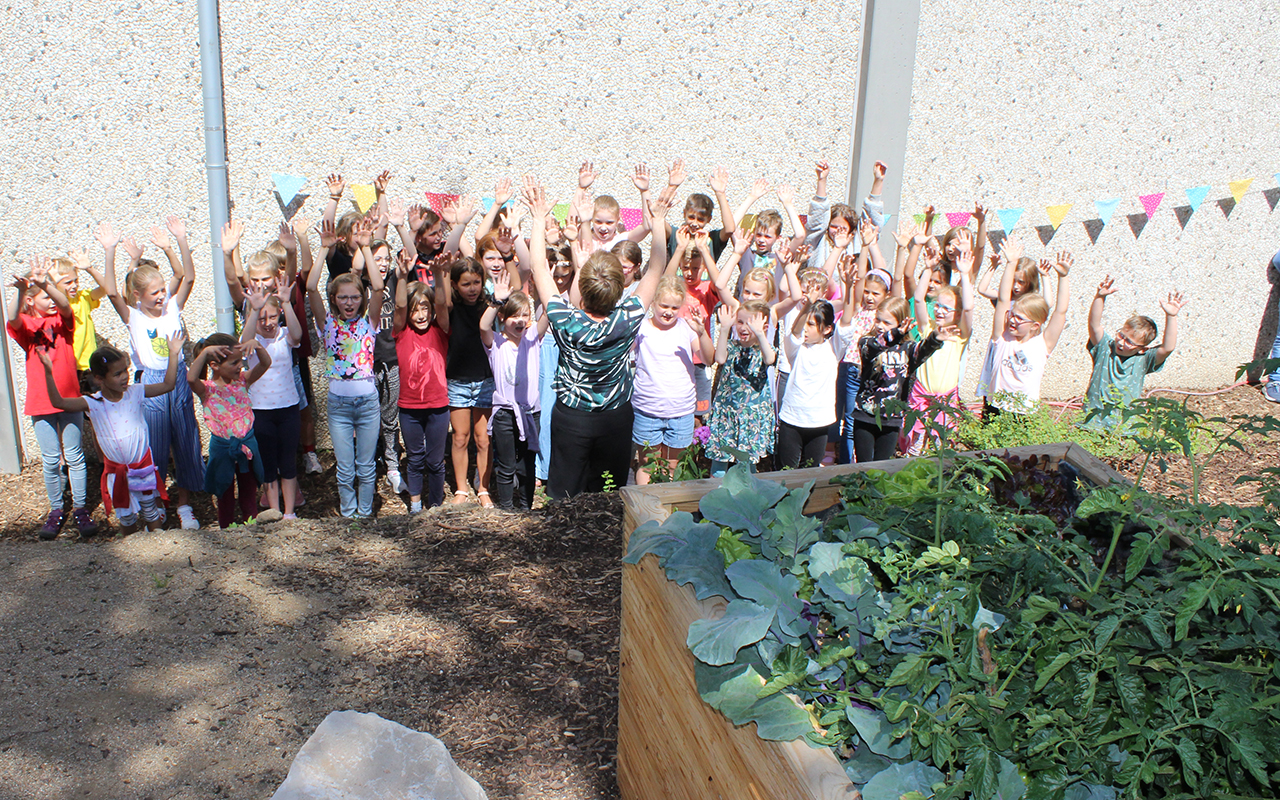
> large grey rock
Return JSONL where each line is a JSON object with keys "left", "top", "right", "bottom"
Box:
{"left": 271, "top": 710, "right": 488, "bottom": 800}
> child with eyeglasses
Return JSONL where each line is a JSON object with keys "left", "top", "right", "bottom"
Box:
{"left": 1079, "top": 275, "right": 1185, "bottom": 432}
{"left": 980, "top": 238, "right": 1072, "bottom": 420}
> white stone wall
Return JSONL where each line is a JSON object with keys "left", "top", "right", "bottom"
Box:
{"left": 4, "top": 0, "right": 1279, "bottom": 459}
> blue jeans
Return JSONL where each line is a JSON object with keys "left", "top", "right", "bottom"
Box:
{"left": 835, "top": 362, "right": 861, "bottom": 464}
{"left": 32, "top": 411, "right": 87, "bottom": 509}
{"left": 1269, "top": 310, "right": 1280, "bottom": 383}
{"left": 328, "top": 392, "right": 380, "bottom": 517}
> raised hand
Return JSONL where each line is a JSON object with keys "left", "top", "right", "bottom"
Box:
{"left": 891, "top": 219, "right": 917, "bottom": 249}
{"left": 1159, "top": 290, "right": 1186, "bottom": 316}
{"left": 872, "top": 160, "right": 887, "bottom": 180}
{"left": 731, "top": 229, "right": 751, "bottom": 255}
{"left": 708, "top": 165, "right": 729, "bottom": 194}
{"left": 838, "top": 253, "right": 858, "bottom": 285}
{"left": 95, "top": 222, "right": 121, "bottom": 250}
{"left": 373, "top": 169, "right": 392, "bottom": 195}
{"left": 787, "top": 243, "right": 812, "bottom": 268}
{"left": 165, "top": 215, "right": 187, "bottom": 240}
{"left": 168, "top": 331, "right": 188, "bottom": 355}
{"left": 814, "top": 160, "right": 830, "bottom": 181}
{"left": 544, "top": 215, "right": 562, "bottom": 245}
{"left": 999, "top": 236, "right": 1023, "bottom": 265}
{"left": 494, "top": 177, "right": 513, "bottom": 207}
{"left": 577, "top": 161, "right": 598, "bottom": 190}
{"left": 122, "top": 237, "right": 144, "bottom": 262}
{"left": 492, "top": 268, "right": 512, "bottom": 302}
{"left": 325, "top": 173, "right": 346, "bottom": 199}
{"left": 922, "top": 205, "right": 936, "bottom": 233}
{"left": 936, "top": 324, "right": 961, "bottom": 342}
{"left": 407, "top": 203, "right": 426, "bottom": 231}
{"left": 858, "top": 216, "right": 878, "bottom": 248}
{"left": 746, "top": 309, "right": 767, "bottom": 336}
{"left": 775, "top": 183, "right": 794, "bottom": 206}
{"left": 897, "top": 315, "right": 917, "bottom": 336}
{"left": 1054, "top": 251, "right": 1073, "bottom": 276}
{"left": 526, "top": 180, "right": 550, "bottom": 217}
{"left": 651, "top": 184, "right": 677, "bottom": 217}
{"left": 496, "top": 226, "right": 518, "bottom": 251}
{"left": 291, "top": 214, "right": 311, "bottom": 242}
{"left": 318, "top": 219, "right": 338, "bottom": 249}
{"left": 955, "top": 248, "right": 974, "bottom": 277}
{"left": 716, "top": 303, "right": 735, "bottom": 329}
{"left": 395, "top": 250, "right": 413, "bottom": 280}
{"left": 632, "top": 163, "right": 650, "bottom": 192}
{"left": 387, "top": 197, "right": 407, "bottom": 227}
{"left": 684, "top": 304, "right": 706, "bottom": 334}
{"left": 504, "top": 203, "right": 527, "bottom": 232}
{"left": 277, "top": 220, "right": 297, "bottom": 251}
{"left": 1037, "top": 259, "right": 1053, "bottom": 277}
{"left": 276, "top": 277, "right": 295, "bottom": 302}
{"left": 352, "top": 218, "right": 374, "bottom": 249}
{"left": 440, "top": 197, "right": 462, "bottom": 225}
{"left": 675, "top": 224, "right": 693, "bottom": 248}
{"left": 667, "top": 158, "right": 688, "bottom": 188}
{"left": 150, "top": 226, "right": 171, "bottom": 251}
{"left": 1095, "top": 275, "right": 1117, "bottom": 297}
{"left": 28, "top": 255, "right": 51, "bottom": 284}
{"left": 70, "top": 247, "right": 91, "bottom": 271}
{"left": 748, "top": 177, "right": 770, "bottom": 199}
{"left": 246, "top": 284, "right": 269, "bottom": 311}
{"left": 973, "top": 203, "right": 988, "bottom": 224}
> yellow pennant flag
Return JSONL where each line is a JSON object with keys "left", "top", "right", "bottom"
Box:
{"left": 741, "top": 213, "right": 757, "bottom": 234}
{"left": 1229, "top": 178, "right": 1254, "bottom": 204}
{"left": 351, "top": 183, "right": 377, "bottom": 213}
{"left": 1046, "top": 203, "right": 1073, "bottom": 230}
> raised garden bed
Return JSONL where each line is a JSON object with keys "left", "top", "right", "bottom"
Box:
{"left": 616, "top": 442, "right": 1278, "bottom": 799}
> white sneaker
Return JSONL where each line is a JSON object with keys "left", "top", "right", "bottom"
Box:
{"left": 387, "top": 470, "right": 405, "bottom": 494}
{"left": 303, "top": 452, "right": 323, "bottom": 474}
{"left": 177, "top": 505, "right": 200, "bottom": 530}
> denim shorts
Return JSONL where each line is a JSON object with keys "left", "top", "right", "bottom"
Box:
{"left": 632, "top": 410, "right": 695, "bottom": 448}
{"left": 447, "top": 377, "right": 495, "bottom": 409}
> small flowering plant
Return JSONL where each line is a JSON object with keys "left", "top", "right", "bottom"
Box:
{"left": 646, "top": 426, "right": 711, "bottom": 483}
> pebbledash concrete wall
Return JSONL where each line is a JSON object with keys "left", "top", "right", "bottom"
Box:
{"left": 3, "top": 0, "right": 1278, "bottom": 457}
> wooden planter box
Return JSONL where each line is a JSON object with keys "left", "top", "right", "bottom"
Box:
{"left": 616, "top": 443, "right": 1127, "bottom": 800}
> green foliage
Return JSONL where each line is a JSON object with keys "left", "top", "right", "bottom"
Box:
{"left": 632, "top": 414, "right": 1280, "bottom": 799}
{"left": 954, "top": 403, "right": 1138, "bottom": 461}
{"left": 644, "top": 435, "right": 711, "bottom": 484}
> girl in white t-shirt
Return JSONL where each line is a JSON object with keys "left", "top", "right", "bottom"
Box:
{"left": 983, "top": 239, "right": 1072, "bottom": 418}
{"left": 630, "top": 277, "right": 714, "bottom": 484}
{"left": 241, "top": 283, "right": 304, "bottom": 518}
{"left": 778, "top": 294, "right": 856, "bottom": 469}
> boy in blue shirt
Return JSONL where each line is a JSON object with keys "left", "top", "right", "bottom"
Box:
{"left": 1081, "top": 275, "right": 1185, "bottom": 431}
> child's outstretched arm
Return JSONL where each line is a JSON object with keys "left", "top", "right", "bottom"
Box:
{"left": 708, "top": 166, "right": 736, "bottom": 242}
{"left": 387, "top": 198, "right": 417, "bottom": 265}
{"left": 277, "top": 220, "right": 299, "bottom": 286}
{"left": 186, "top": 340, "right": 217, "bottom": 403}
{"left": 976, "top": 252, "right": 1000, "bottom": 301}
{"left": 150, "top": 224, "right": 184, "bottom": 299}
{"left": 29, "top": 257, "right": 73, "bottom": 325}
{"left": 805, "top": 160, "right": 831, "bottom": 250}
{"left": 633, "top": 189, "right": 673, "bottom": 310}
{"left": 220, "top": 220, "right": 247, "bottom": 308}
{"left": 731, "top": 177, "right": 769, "bottom": 228}
{"left": 373, "top": 170, "right": 392, "bottom": 240}
{"left": 166, "top": 216, "right": 197, "bottom": 309}
{"left": 474, "top": 178, "right": 513, "bottom": 243}
{"left": 686, "top": 305, "right": 715, "bottom": 364}
{"left": 292, "top": 214, "right": 313, "bottom": 285}
{"left": 277, "top": 278, "right": 303, "bottom": 347}
{"left": 38, "top": 351, "right": 89, "bottom": 413}
{"left": 4, "top": 273, "right": 26, "bottom": 323}
{"left": 956, "top": 253, "right": 975, "bottom": 340}
{"left": 1153, "top": 291, "right": 1186, "bottom": 365}
{"left": 776, "top": 183, "right": 805, "bottom": 250}
{"left": 244, "top": 340, "right": 271, "bottom": 386}
{"left": 392, "top": 253, "right": 411, "bottom": 334}
{"left": 146, "top": 332, "right": 187, "bottom": 397}
{"left": 1043, "top": 251, "right": 1072, "bottom": 354}
{"left": 713, "top": 303, "right": 735, "bottom": 366}
{"left": 1088, "top": 275, "right": 1115, "bottom": 348}
{"left": 308, "top": 220, "right": 335, "bottom": 324}
{"left": 750, "top": 306, "right": 776, "bottom": 366}
{"left": 352, "top": 219, "right": 384, "bottom": 326}
{"left": 70, "top": 247, "right": 109, "bottom": 301}
{"left": 912, "top": 248, "right": 931, "bottom": 331}
{"left": 480, "top": 270, "right": 511, "bottom": 348}
{"left": 970, "top": 205, "right": 988, "bottom": 282}
{"left": 322, "top": 173, "right": 346, "bottom": 229}
{"left": 991, "top": 237, "right": 1022, "bottom": 341}
{"left": 441, "top": 196, "right": 477, "bottom": 259}
{"left": 522, "top": 177, "right": 559, "bottom": 314}
{"left": 239, "top": 284, "right": 268, "bottom": 344}
{"left": 658, "top": 158, "right": 687, "bottom": 241}
{"left": 624, "top": 163, "right": 654, "bottom": 242}
{"left": 888, "top": 219, "right": 915, "bottom": 299}
{"left": 96, "top": 222, "right": 131, "bottom": 323}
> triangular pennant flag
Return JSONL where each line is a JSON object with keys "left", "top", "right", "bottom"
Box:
{"left": 424, "top": 192, "right": 459, "bottom": 215}
{"left": 1138, "top": 192, "right": 1164, "bottom": 219}
{"left": 619, "top": 207, "right": 644, "bottom": 231}
{"left": 274, "top": 191, "right": 309, "bottom": 222}
{"left": 481, "top": 197, "right": 495, "bottom": 213}
{"left": 913, "top": 214, "right": 927, "bottom": 228}
{"left": 552, "top": 203, "right": 571, "bottom": 224}
{"left": 945, "top": 211, "right": 972, "bottom": 229}
{"left": 1184, "top": 186, "right": 1210, "bottom": 213}
{"left": 1229, "top": 178, "right": 1254, "bottom": 204}
{"left": 995, "top": 208, "right": 1023, "bottom": 231}
{"left": 798, "top": 214, "right": 808, "bottom": 230}
{"left": 271, "top": 173, "right": 307, "bottom": 206}
{"left": 351, "top": 184, "right": 377, "bottom": 213}
{"left": 1275, "top": 173, "right": 1280, "bottom": 188}
{"left": 1046, "top": 203, "right": 1073, "bottom": 230}
{"left": 1094, "top": 198, "right": 1120, "bottom": 226}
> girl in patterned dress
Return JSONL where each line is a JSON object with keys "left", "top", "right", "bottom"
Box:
{"left": 705, "top": 299, "right": 776, "bottom": 476}
{"left": 189, "top": 333, "right": 271, "bottom": 527}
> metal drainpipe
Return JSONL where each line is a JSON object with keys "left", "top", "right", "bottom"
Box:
{"left": 197, "top": 0, "right": 235, "bottom": 335}
{"left": 0, "top": 283, "right": 23, "bottom": 473}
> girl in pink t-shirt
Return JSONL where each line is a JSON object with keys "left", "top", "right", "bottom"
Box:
{"left": 394, "top": 254, "right": 451, "bottom": 513}
{"left": 189, "top": 333, "right": 270, "bottom": 528}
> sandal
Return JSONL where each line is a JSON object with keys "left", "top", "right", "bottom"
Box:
{"left": 477, "top": 491, "right": 495, "bottom": 509}
{"left": 450, "top": 490, "right": 470, "bottom": 505}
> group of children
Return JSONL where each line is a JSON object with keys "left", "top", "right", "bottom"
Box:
{"left": 6, "top": 158, "right": 1187, "bottom": 537}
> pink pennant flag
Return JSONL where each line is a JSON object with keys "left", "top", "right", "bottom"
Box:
{"left": 424, "top": 191, "right": 460, "bottom": 214}
{"left": 1138, "top": 192, "right": 1165, "bottom": 219}
{"left": 946, "top": 212, "right": 973, "bottom": 229}
{"left": 619, "top": 207, "right": 644, "bottom": 232}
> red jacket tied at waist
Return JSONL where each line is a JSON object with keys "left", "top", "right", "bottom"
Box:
{"left": 100, "top": 450, "right": 167, "bottom": 514}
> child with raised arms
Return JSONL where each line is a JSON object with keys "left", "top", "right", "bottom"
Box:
{"left": 1080, "top": 276, "right": 1185, "bottom": 432}
{"left": 630, "top": 276, "right": 714, "bottom": 484}
{"left": 7, "top": 257, "right": 95, "bottom": 538}
{"left": 982, "top": 239, "right": 1072, "bottom": 418}
{"left": 394, "top": 252, "right": 452, "bottom": 513}
{"left": 705, "top": 298, "right": 777, "bottom": 476}
{"left": 440, "top": 253, "right": 495, "bottom": 507}
{"left": 481, "top": 271, "right": 549, "bottom": 508}
{"left": 40, "top": 336, "right": 185, "bottom": 534}
{"left": 189, "top": 334, "right": 271, "bottom": 528}
{"left": 309, "top": 217, "right": 384, "bottom": 518}
{"left": 240, "top": 281, "right": 304, "bottom": 518}
{"left": 100, "top": 216, "right": 205, "bottom": 529}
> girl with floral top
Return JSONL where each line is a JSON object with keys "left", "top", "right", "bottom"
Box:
{"left": 189, "top": 333, "right": 271, "bottom": 528}
{"left": 309, "top": 218, "right": 385, "bottom": 518}
{"left": 705, "top": 299, "right": 776, "bottom": 476}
